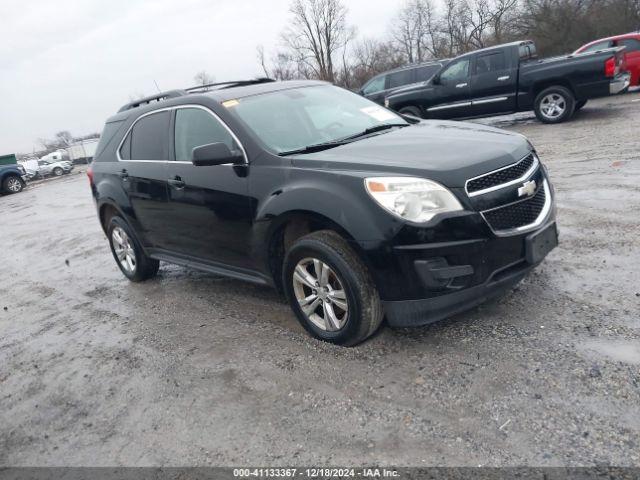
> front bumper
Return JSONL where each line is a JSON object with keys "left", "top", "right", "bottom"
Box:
{"left": 610, "top": 72, "right": 631, "bottom": 94}
{"left": 383, "top": 258, "right": 534, "bottom": 327}
{"left": 377, "top": 219, "right": 558, "bottom": 327}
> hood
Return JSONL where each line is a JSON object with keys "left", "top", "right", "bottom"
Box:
{"left": 291, "top": 120, "right": 532, "bottom": 188}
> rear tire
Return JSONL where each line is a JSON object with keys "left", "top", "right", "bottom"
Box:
{"left": 2, "top": 175, "right": 24, "bottom": 194}
{"left": 53, "top": 167, "right": 63, "bottom": 176}
{"left": 283, "top": 230, "right": 383, "bottom": 346}
{"left": 107, "top": 216, "right": 159, "bottom": 282}
{"left": 399, "top": 105, "right": 423, "bottom": 119}
{"left": 534, "top": 86, "right": 575, "bottom": 124}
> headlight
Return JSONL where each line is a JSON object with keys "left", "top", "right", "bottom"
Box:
{"left": 365, "top": 177, "right": 463, "bottom": 223}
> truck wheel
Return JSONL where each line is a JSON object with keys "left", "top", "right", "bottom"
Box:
{"left": 399, "top": 106, "right": 422, "bottom": 119}
{"left": 107, "top": 216, "right": 159, "bottom": 282}
{"left": 283, "top": 230, "right": 384, "bottom": 346}
{"left": 53, "top": 167, "right": 63, "bottom": 176}
{"left": 534, "top": 86, "right": 575, "bottom": 124}
{"left": 2, "top": 175, "right": 24, "bottom": 194}
{"left": 575, "top": 100, "right": 587, "bottom": 111}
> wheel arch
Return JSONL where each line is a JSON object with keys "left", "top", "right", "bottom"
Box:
{"left": 532, "top": 79, "right": 576, "bottom": 100}
{"left": 98, "top": 200, "right": 126, "bottom": 234}
{"left": 264, "top": 209, "right": 374, "bottom": 294}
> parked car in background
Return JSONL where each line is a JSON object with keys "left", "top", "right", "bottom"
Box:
{"left": 385, "top": 40, "right": 630, "bottom": 124}
{"left": 0, "top": 154, "right": 27, "bottom": 194}
{"left": 37, "top": 159, "right": 74, "bottom": 177}
{"left": 574, "top": 32, "right": 640, "bottom": 87}
{"left": 359, "top": 60, "right": 448, "bottom": 105}
{"left": 89, "top": 79, "right": 558, "bottom": 346}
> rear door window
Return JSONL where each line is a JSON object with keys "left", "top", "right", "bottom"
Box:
{"left": 617, "top": 38, "right": 640, "bottom": 52}
{"left": 415, "top": 64, "right": 441, "bottom": 81}
{"left": 129, "top": 111, "right": 170, "bottom": 160}
{"left": 475, "top": 52, "right": 507, "bottom": 74}
{"left": 388, "top": 69, "right": 413, "bottom": 88}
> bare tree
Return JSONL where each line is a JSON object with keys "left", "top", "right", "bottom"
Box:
{"left": 54, "top": 131, "right": 73, "bottom": 147}
{"left": 391, "top": 0, "right": 439, "bottom": 62}
{"left": 349, "top": 38, "right": 406, "bottom": 87}
{"left": 257, "top": 45, "right": 303, "bottom": 80}
{"left": 281, "top": 0, "right": 355, "bottom": 82}
{"left": 37, "top": 131, "right": 75, "bottom": 153}
{"left": 193, "top": 71, "right": 215, "bottom": 89}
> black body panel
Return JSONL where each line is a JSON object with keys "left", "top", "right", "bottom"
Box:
{"left": 91, "top": 80, "right": 557, "bottom": 328}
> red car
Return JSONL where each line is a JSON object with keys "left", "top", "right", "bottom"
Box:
{"left": 575, "top": 32, "right": 640, "bottom": 87}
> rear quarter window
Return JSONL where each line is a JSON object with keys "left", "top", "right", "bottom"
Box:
{"left": 94, "top": 120, "right": 124, "bottom": 160}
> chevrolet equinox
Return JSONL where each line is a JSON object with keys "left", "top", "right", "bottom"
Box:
{"left": 89, "top": 79, "right": 558, "bottom": 346}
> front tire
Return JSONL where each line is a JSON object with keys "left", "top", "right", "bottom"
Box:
{"left": 399, "top": 105, "right": 422, "bottom": 119}
{"left": 534, "top": 86, "right": 575, "bottom": 124}
{"left": 2, "top": 175, "right": 24, "bottom": 194}
{"left": 283, "top": 230, "right": 383, "bottom": 346}
{"left": 107, "top": 216, "right": 159, "bottom": 282}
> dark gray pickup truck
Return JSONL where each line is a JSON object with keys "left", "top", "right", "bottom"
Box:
{"left": 385, "top": 40, "right": 631, "bottom": 124}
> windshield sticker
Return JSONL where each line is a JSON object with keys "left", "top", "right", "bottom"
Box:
{"left": 222, "top": 99, "right": 239, "bottom": 108}
{"left": 360, "top": 106, "right": 396, "bottom": 122}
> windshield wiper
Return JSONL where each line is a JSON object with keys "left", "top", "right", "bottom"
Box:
{"left": 277, "top": 123, "right": 409, "bottom": 156}
{"left": 278, "top": 140, "right": 348, "bottom": 156}
{"left": 338, "top": 123, "right": 409, "bottom": 142}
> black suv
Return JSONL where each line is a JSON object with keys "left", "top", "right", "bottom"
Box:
{"left": 359, "top": 60, "right": 447, "bottom": 106}
{"left": 89, "top": 79, "right": 558, "bottom": 346}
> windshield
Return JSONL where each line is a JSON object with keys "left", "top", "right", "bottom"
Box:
{"left": 226, "top": 85, "right": 407, "bottom": 154}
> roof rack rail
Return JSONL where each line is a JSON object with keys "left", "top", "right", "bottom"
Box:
{"left": 184, "top": 77, "right": 275, "bottom": 93}
{"left": 117, "top": 90, "right": 186, "bottom": 113}
{"left": 117, "top": 78, "right": 276, "bottom": 113}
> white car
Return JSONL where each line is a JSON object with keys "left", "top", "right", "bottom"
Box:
{"left": 37, "top": 159, "right": 73, "bottom": 177}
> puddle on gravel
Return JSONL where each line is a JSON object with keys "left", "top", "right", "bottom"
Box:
{"left": 579, "top": 340, "right": 640, "bottom": 365}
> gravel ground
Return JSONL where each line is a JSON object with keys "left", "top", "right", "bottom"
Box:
{"left": 1, "top": 92, "right": 639, "bottom": 467}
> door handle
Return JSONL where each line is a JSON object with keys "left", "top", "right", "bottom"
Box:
{"left": 119, "top": 169, "right": 129, "bottom": 180}
{"left": 497, "top": 76, "right": 510, "bottom": 81}
{"left": 456, "top": 83, "right": 468, "bottom": 88}
{"left": 168, "top": 176, "right": 186, "bottom": 190}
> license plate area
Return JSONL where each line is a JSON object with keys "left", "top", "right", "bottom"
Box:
{"left": 525, "top": 222, "right": 558, "bottom": 264}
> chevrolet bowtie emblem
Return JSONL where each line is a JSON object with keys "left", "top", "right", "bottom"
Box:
{"left": 518, "top": 180, "right": 537, "bottom": 197}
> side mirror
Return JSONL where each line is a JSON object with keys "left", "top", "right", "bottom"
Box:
{"left": 431, "top": 75, "right": 441, "bottom": 85}
{"left": 192, "top": 142, "right": 244, "bottom": 166}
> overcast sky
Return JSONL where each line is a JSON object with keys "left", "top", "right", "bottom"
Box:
{"left": 0, "top": 0, "right": 403, "bottom": 154}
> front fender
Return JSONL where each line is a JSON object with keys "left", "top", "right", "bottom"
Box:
{"left": 255, "top": 176, "right": 401, "bottom": 244}
{"left": 387, "top": 88, "right": 431, "bottom": 111}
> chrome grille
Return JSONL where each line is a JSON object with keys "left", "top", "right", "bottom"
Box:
{"left": 466, "top": 153, "right": 537, "bottom": 196}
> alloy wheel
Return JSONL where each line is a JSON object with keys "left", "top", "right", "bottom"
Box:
{"left": 292, "top": 257, "right": 348, "bottom": 332}
{"left": 7, "top": 178, "right": 22, "bottom": 192}
{"left": 112, "top": 226, "right": 137, "bottom": 274}
{"left": 540, "top": 93, "right": 566, "bottom": 120}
